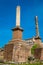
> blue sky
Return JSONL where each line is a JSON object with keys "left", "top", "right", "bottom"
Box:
{"left": 0, "top": 0, "right": 43, "bottom": 48}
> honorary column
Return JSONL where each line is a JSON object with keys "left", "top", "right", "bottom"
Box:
{"left": 35, "top": 16, "right": 39, "bottom": 37}
{"left": 16, "top": 6, "right": 20, "bottom": 27}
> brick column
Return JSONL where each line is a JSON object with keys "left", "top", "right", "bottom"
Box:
{"left": 12, "top": 27, "right": 23, "bottom": 40}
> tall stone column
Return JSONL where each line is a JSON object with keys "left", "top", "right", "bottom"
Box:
{"left": 35, "top": 16, "right": 41, "bottom": 46}
{"left": 16, "top": 6, "right": 20, "bottom": 27}
{"left": 35, "top": 16, "right": 39, "bottom": 37}
{"left": 12, "top": 6, "right": 23, "bottom": 40}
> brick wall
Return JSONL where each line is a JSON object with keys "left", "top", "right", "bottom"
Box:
{"left": 0, "top": 49, "right": 4, "bottom": 61}
{"left": 4, "top": 44, "right": 14, "bottom": 61}
{"left": 13, "top": 30, "right": 22, "bottom": 39}
{"left": 34, "top": 48, "right": 43, "bottom": 60}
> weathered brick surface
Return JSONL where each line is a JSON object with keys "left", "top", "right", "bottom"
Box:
{"left": 34, "top": 48, "right": 41, "bottom": 59}
{"left": 3, "top": 39, "right": 32, "bottom": 62}
{"left": 13, "top": 30, "right": 22, "bottom": 39}
{"left": 12, "top": 27, "right": 23, "bottom": 39}
{"left": 4, "top": 44, "right": 14, "bottom": 61}
{"left": 34, "top": 37, "right": 41, "bottom": 46}
{"left": 40, "top": 48, "right": 43, "bottom": 60}
{"left": 12, "top": 42, "right": 31, "bottom": 62}
{"left": 1, "top": 27, "right": 43, "bottom": 62}
{"left": 0, "top": 49, "right": 4, "bottom": 60}
{"left": 34, "top": 48, "right": 43, "bottom": 60}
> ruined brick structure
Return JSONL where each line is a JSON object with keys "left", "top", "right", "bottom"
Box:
{"left": 0, "top": 6, "right": 43, "bottom": 62}
{"left": 0, "top": 48, "right": 4, "bottom": 61}
{"left": 34, "top": 48, "right": 43, "bottom": 60}
{"left": 4, "top": 26, "right": 33, "bottom": 62}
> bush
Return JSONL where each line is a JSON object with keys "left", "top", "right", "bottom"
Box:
{"left": 31, "top": 44, "right": 38, "bottom": 55}
{"left": 0, "top": 60, "right": 4, "bottom": 63}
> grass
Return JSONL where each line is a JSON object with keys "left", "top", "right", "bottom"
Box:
{"left": 0, "top": 62, "right": 43, "bottom": 65}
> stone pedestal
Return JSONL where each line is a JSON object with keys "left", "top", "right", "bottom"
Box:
{"left": 12, "top": 27, "right": 23, "bottom": 39}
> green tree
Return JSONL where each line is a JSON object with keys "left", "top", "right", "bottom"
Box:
{"left": 31, "top": 44, "right": 38, "bottom": 55}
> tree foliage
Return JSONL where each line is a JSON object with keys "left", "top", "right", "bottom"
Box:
{"left": 31, "top": 44, "right": 38, "bottom": 55}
